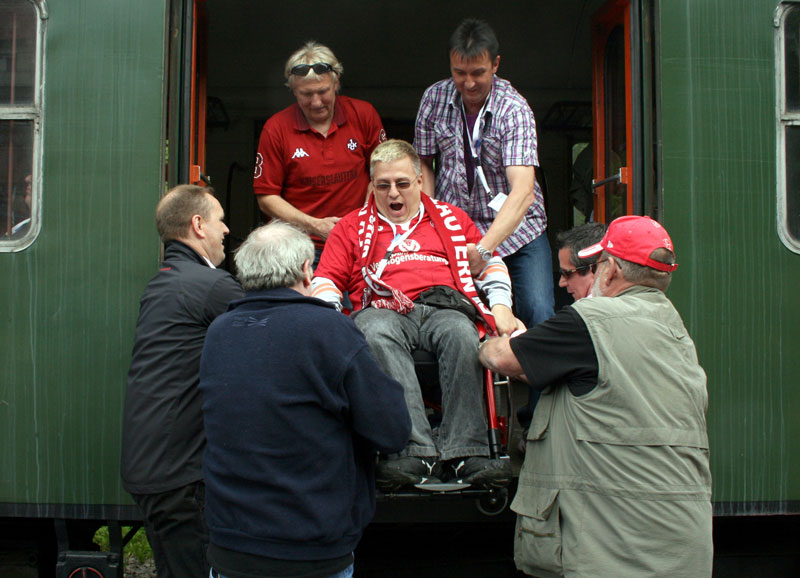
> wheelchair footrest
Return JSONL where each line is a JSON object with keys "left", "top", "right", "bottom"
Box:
{"left": 413, "top": 482, "right": 473, "bottom": 492}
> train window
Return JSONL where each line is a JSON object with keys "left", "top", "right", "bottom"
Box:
{"left": 777, "top": 3, "right": 800, "bottom": 252}
{"left": 0, "top": 0, "right": 44, "bottom": 251}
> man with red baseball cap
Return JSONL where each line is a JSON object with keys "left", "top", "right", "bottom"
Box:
{"left": 479, "top": 215, "right": 712, "bottom": 577}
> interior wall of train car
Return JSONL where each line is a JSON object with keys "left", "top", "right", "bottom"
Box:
{"left": 201, "top": 0, "right": 604, "bottom": 260}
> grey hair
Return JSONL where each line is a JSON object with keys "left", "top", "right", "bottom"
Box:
{"left": 369, "top": 139, "right": 421, "bottom": 179}
{"left": 612, "top": 248, "right": 675, "bottom": 292}
{"left": 234, "top": 221, "right": 315, "bottom": 291}
{"left": 284, "top": 41, "right": 343, "bottom": 89}
{"left": 556, "top": 222, "right": 607, "bottom": 269}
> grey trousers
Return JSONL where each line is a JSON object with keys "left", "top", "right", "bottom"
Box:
{"left": 354, "top": 305, "right": 488, "bottom": 461}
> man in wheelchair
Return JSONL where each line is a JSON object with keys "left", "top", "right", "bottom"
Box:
{"left": 312, "top": 140, "right": 523, "bottom": 490}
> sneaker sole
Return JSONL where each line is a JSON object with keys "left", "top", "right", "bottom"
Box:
{"left": 376, "top": 470, "right": 423, "bottom": 491}
{"left": 463, "top": 469, "right": 512, "bottom": 489}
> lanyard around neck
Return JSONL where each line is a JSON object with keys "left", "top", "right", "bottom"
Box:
{"left": 373, "top": 204, "right": 424, "bottom": 279}
{"left": 461, "top": 98, "right": 493, "bottom": 195}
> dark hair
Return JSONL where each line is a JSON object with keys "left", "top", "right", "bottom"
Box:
{"left": 556, "top": 222, "right": 607, "bottom": 269}
{"left": 449, "top": 18, "right": 499, "bottom": 61}
{"left": 154, "top": 184, "right": 215, "bottom": 243}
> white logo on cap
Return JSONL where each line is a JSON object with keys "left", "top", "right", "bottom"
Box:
{"left": 607, "top": 240, "right": 614, "bottom": 248}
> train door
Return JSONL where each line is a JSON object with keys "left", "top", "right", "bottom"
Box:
{"left": 591, "top": 0, "right": 656, "bottom": 222}
{"left": 166, "top": 0, "right": 209, "bottom": 188}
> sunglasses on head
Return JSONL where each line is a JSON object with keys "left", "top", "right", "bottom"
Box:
{"left": 290, "top": 62, "right": 334, "bottom": 76}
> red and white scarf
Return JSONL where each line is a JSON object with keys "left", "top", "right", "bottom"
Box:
{"left": 356, "top": 193, "right": 496, "bottom": 333}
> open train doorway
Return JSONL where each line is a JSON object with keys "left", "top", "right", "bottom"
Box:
{"left": 192, "top": 1, "right": 633, "bottom": 248}
{"left": 177, "top": 0, "right": 659, "bottom": 314}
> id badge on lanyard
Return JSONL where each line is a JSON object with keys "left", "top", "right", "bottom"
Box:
{"left": 463, "top": 101, "right": 508, "bottom": 212}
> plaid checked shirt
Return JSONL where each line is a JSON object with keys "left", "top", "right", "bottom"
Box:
{"left": 414, "top": 77, "right": 547, "bottom": 257}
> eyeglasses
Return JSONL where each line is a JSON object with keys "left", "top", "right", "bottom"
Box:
{"left": 290, "top": 62, "right": 334, "bottom": 76}
{"left": 374, "top": 180, "right": 413, "bottom": 193}
{"left": 559, "top": 264, "right": 591, "bottom": 279}
{"left": 589, "top": 259, "right": 610, "bottom": 274}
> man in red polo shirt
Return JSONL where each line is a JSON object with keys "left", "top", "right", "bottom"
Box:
{"left": 254, "top": 41, "right": 386, "bottom": 255}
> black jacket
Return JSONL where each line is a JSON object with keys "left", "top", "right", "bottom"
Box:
{"left": 121, "top": 241, "right": 244, "bottom": 494}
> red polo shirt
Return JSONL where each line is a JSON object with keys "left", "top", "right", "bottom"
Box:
{"left": 254, "top": 96, "right": 385, "bottom": 244}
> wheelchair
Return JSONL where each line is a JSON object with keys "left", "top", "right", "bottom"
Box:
{"left": 377, "top": 336, "right": 514, "bottom": 516}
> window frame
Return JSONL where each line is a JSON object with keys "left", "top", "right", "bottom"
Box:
{"left": 0, "top": 0, "right": 47, "bottom": 252}
{"left": 776, "top": 2, "right": 800, "bottom": 254}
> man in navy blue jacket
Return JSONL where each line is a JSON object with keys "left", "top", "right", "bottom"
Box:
{"left": 199, "top": 221, "right": 411, "bottom": 578}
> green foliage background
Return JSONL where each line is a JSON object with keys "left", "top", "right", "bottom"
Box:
{"left": 93, "top": 526, "right": 153, "bottom": 562}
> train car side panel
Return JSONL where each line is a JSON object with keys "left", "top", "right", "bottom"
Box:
{"left": 658, "top": 0, "right": 799, "bottom": 513}
{"left": 0, "top": 0, "right": 169, "bottom": 513}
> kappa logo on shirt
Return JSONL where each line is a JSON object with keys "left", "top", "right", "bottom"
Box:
{"left": 347, "top": 138, "right": 359, "bottom": 151}
{"left": 292, "top": 148, "right": 310, "bottom": 159}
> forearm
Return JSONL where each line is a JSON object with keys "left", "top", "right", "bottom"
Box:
{"left": 310, "top": 277, "right": 343, "bottom": 310}
{"left": 421, "top": 157, "right": 436, "bottom": 198}
{"left": 478, "top": 166, "right": 535, "bottom": 252}
{"left": 257, "top": 194, "right": 315, "bottom": 229}
{"left": 475, "top": 257, "right": 512, "bottom": 309}
{"left": 479, "top": 336, "right": 527, "bottom": 381}
{"left": 257, "top": 195, "right": 338, "bottom": 239}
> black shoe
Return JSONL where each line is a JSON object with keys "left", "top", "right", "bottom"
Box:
{"left": 376, "top": 456, "right": 442, "bottom": 491}
{"left": 445, "top": 456, "right": 512, "bottom": 488}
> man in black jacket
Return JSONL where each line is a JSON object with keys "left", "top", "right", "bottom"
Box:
{"left": 121, "top": 184, "right": 244, "bottom": 578}
{"left": 199, "top": 222, "right": 411, "bottom": 578}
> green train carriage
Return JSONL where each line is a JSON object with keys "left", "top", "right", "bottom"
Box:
{"left": 1, "top": 0, "right": 797, "bottom": 575}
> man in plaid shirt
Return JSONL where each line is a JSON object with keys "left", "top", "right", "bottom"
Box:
{"left": 414, "top": 18, "right": 554, "bottom": 336}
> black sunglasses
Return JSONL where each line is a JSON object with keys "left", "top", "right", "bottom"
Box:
{"left": 559, "top": 264, "right": 591, "bottom": 279}
{"left": 290, "top": 62, "right": 334, "bottom": 76}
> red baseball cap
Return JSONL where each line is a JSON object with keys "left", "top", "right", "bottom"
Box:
{"left": 577, "top": 215, "right": 678, "bottom": 272}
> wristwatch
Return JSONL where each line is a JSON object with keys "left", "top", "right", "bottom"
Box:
{"left": 476, "top": 243, "right": 492, "bottom": 261}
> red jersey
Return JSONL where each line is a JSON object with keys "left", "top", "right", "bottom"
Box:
{"left": 315, "top": 203, "right": 482, "bottom": 311}
{"left": 253, "top": 95, "right": 385, "bottom": 226}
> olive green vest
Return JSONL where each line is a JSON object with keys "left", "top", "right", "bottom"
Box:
{"left": 512, "top": 286, "right": 712, "bottom": 578}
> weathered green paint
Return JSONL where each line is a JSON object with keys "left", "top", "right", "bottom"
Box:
{"left": 659, "top": 0, "right": 798, "bottom": 512}
{"left": 1, "top": 0, "right": 796, "bottom": 518}
{"left": 0, "top": 0, "right": 168, "bottom": 508}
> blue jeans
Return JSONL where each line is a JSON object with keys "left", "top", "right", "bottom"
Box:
{"left": 212, "top": 563, "right": 353, "bottom": 578}
{"left": 502, "top": 233, "right": 555, "bottom": 425}
{"left": 354, "top": 305, "right": 488, "bottom": 461}
{"left": 502, "top": 233, "right": 555, "bottom": 328}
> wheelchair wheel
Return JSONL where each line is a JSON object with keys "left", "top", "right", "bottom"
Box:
{"left": 475, "top": 488, "right": 509, "bottom": 516}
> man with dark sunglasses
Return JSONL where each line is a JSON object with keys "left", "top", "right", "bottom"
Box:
{"left": 479, "top": 216, "right": 712, "bottom": 578}
{"left": 253, "top": 41, "right": 386, "bottom": 260}
{"left": 556, "top": 221, "right": 607, "bottom": 302}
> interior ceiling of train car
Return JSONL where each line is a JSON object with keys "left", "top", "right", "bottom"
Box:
{"left": 204, "top": 0, "right": 607, "bottom": 239}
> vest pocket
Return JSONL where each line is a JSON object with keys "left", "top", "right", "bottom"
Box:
{"left": 514, "top": 489, "right": 563, "bottom": 576}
